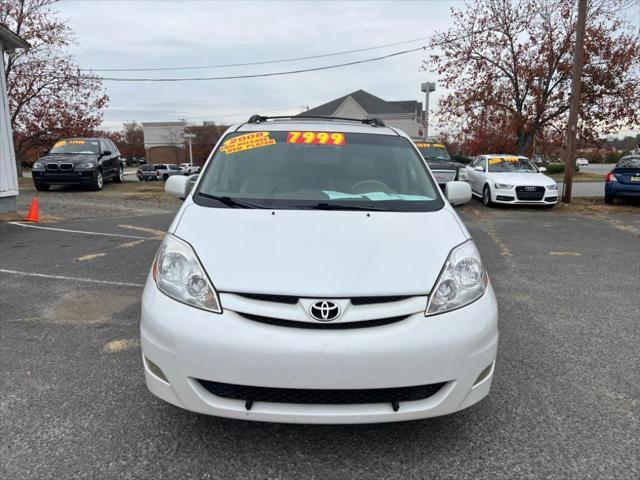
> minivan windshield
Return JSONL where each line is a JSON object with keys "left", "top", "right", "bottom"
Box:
{"left": 195, "top": 130, "right": 443, "bottom": 211}
{"left": 50, "top": 139, "right": 99, "bottom": 155}
{"left": 488, "top": 157, "right": 537, "bottom": 173}
{"left": 414, "top": 142, "right": 451, "bottom": 161}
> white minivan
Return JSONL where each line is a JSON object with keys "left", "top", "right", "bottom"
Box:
{"left": 141, "top": 116, "right": 498, "bottom": 424}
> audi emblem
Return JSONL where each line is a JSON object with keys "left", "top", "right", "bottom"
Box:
{"left": 525, "top": 186, "right": 536, "bottom": 191}
{"left": 309, "top": 301, "right": 341, "bottom": 322}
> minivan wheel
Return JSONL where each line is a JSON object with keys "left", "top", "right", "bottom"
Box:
{"left": 91, "top": 169, "right": 104, "bottom": 191}
{"left": 34, "top": 181, "right": 50, "bottom": 191}
{"left": 482, "top": 185, "right": 493, "bottom": 207}
{"left": 114, "top": 164, "right": 125, "bottom": 183}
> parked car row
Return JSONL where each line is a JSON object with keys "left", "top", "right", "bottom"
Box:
{"left": 137, "top": 163, "right": 201, "bottom": 181}
{"left": 411, "top": 140, "right": 557, "bottom": 208}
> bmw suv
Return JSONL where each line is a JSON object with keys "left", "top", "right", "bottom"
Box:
{"left": 31, "top": 138, "right": 124, "bottom": 191}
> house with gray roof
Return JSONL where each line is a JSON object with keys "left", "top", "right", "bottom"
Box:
{"left": 300, "top": 90, "right": 424, "bottom": 137}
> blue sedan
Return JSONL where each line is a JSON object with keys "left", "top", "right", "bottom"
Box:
{"left": 605, "top": 156, "right": 640, "bottom": 204}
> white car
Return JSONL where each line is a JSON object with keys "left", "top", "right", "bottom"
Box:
{"left": 466, "top": 154, "right": 558, "bottom": 207}
{"left": 576, "top": 158, "right": 589, "bottom": 166}
{"left": 179, "top": 163, "right": 200, "bottom": 175}
{"left": 141, "top": 116, "right": 498, "bottom": 424}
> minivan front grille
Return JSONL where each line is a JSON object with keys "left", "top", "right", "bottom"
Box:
{"left": 233, "top": 293, "right": 412, "bottom": 306}
{"left": 238, "top": 312, "right": 408, "bottom": 329}
{"left": 196, "top": 379, "right": 447, "bottom": 405}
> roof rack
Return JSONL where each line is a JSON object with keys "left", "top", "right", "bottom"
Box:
{"left": 246, "top": 115, "right": 386, "bottom": 127}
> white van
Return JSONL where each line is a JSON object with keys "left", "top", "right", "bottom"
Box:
{"left": 140, "top": 116, "right": 498, "bottom": 424}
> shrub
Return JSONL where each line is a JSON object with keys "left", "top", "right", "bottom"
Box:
{"left": 546, "top": 162, "right": 565, "bottom": 174}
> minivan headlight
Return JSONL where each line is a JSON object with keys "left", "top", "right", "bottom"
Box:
{"left": 426, "top": 240, "right": 488, "bottom": 316}
{"left": 153, "top": 234, "right": 221, "bottom": 313}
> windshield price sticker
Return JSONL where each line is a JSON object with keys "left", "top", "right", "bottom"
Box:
{"left": 68, "top": 140, "right": 86, "bottom": 145}
{"left": 489, "top": 156, "right": 519, "bottom": 165}
{"left": 53, "top": 140, "right": 66, "bottom": 148}
{"left": 220, "top": 132, "right": 276, "bottom": 155}
{"left": 415, "top": 142, "right": 445, "bottom": 149}
{"left": 287, "top": 131, "right": 346, "bottom": 145}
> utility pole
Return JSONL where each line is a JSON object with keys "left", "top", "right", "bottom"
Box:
{"left": 184, "top": 133, "right": 196, "bottom": 168}
{"left": 421, "top": 81, "right": 436, "bottom": 140}
{"left": 562, "top": 0, "right": 587, "bottom": 204}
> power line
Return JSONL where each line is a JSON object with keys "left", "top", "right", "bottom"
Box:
{"left": 39, "top": 45, "right": 426, "bottom": 82}
{"left": 79, "top": 37, "right": 427, "bottom": 72}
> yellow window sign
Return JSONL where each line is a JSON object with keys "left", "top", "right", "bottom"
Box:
{"left": 489, "top": 156, "right": 519, "bottom": 165}
{"left": 68, "top": 140, "right": 86, "bottom": 145}
{"left": 53, "top": 140, "right": 66, "bottom": 148}
{"left": 220, "top": 132, "right": 276, "bottom": 155}
{"left": 415, "top": 142, "right": 445, "bottom": 149}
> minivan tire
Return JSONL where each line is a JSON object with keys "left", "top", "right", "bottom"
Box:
{"left": 482, "top": 185, "right": 493, "bottom": 207}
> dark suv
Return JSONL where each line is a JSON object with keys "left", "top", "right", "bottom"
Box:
{"left": 411, "top": 139, "right": 469, "bottom": 189}
{"left": 31, "top": 138, "right": 124, "bottom": 191}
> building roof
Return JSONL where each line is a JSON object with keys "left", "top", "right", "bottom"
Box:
{"left": 0, "top": 25, "right": 30, "bottom": 51}
{"left": 300, "top": 90, "right": 420, "bottom": 117}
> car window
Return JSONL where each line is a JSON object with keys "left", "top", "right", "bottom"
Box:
{"left": 414, "top": 142, "right": 451, "bottom": 162}
{"left": 154, "top": 165, "right": 165, "bottom": 170}
{"left": 487, "top": 157, "right": 536, "bottom": 172}
{"left": 50, "top": 139, "right": 99, "bottom": 155}
{"left": 141, "top": 165, "right": 154, "bottom": 171}
{"left": 478, "top": 158, "right": 486, "bottom": 170}
{"left": 169, "top": 165, "right": 181, "bottom": 170}
{"left": 195, "top": 131, "right": 443, "bottom": 212}
{"left": 617, "top": 157, "right": 640, "bottom": 168}
{"left": 109, "top": 140, "right": 119, "bottom": 155}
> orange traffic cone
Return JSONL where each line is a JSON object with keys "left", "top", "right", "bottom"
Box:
{"left": 25, "top": 198, "right": 40, "bottom": 222}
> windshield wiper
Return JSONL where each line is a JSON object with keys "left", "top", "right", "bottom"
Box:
{"left": 307, "top": 202, "right": 386, "bottom": 211}
{"left": 198, "top": 192, "right": 266, "bottom": 209}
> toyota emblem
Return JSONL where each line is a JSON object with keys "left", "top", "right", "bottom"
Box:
{"left": 309, "top": 301, "right": 340, "bottom": 322}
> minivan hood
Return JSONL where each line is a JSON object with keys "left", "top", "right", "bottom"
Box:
{"left": 173, "top": 205, "right": 468, "bottom": 297}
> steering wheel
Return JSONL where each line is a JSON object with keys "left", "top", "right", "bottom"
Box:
{"left": 351, "top": 179, "right": 393, "bottom": 194}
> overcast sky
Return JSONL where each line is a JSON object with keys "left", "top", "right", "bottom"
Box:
{"left": 56, "top": 0, "right": 638, "bottom": 137}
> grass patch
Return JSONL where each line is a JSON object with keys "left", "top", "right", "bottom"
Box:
{"left": 550, "top": 172, "right": 605, "bottom": 182}
{"left": 554, "top": 196, "right": 639, "bottom": 215}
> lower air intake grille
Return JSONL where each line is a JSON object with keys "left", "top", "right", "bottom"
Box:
{"left": 196, "top": 380, "right": 447, "bottom": 404}
{"left": 238, "top": 312, "right": 408, "bottom": 329}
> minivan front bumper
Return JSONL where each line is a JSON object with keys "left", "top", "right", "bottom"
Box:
{"left": 140, "top": 276, "right": 498, "bottom": 424}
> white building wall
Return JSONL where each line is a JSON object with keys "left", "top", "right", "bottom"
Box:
{"left": 382, "top": 117, "right": 420, "bottom": 137}
{"left": 142, "top": 122, "right": 186, "bottom": 149}
{"left": 0, "top": 49, "right": 19, "bottom": 205}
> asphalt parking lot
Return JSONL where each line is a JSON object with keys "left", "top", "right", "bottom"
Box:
{"left": 1, "top": 182, "right": 639, "bottom": 479}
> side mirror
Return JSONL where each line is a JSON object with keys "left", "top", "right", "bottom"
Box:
{"left": 165, "top": 175, "right": 192, "bottom": 200}
{"left": 538, "top": 167, "right": 547, "bottom": 172}
{"left": 445, "top": 181, "right": 472, "bottom": 206}
{"left": 474, "top": 165, "right": 484, "bottom": 171}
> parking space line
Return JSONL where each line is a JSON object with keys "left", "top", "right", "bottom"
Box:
{"left": 0, "top": 268, "right": 144, "bottom": 288}
{"left": 8, "top": 221, "right": 153, "bottom": 240}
